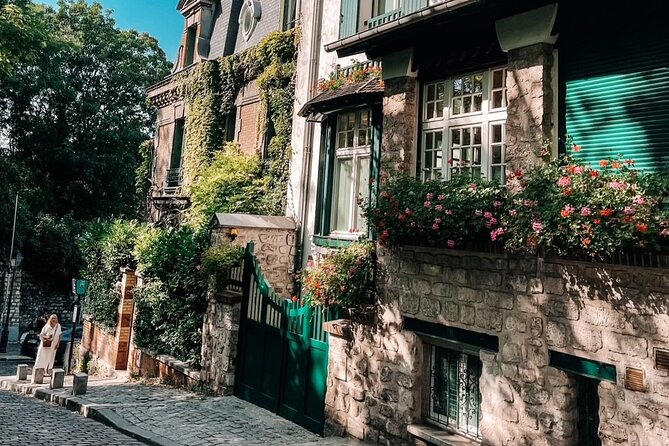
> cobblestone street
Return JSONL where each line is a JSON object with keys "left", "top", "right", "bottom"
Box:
{"left": 0, "top": 390, "right": 143, "bottom": 445}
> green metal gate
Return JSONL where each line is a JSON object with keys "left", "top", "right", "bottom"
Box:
{"left": 234, "top": 242, "right": 336, "bottom": 434}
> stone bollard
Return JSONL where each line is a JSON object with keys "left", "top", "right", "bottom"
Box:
{"left": 50, "top": 368, "right": 65, "bottom": 389}
{"left": 31, "top": 367, "right": 45, "bottom": 384}
{"left": 72, "top": 373, "right": 88, "bottom": 395}
{"left": 16, "top": 364, "right": 29, "bottom": 381}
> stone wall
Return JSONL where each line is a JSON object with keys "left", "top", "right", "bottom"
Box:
{"left": 381, "top": 77, "right": 418, "bottom": 176}
{"left": 325, "top": 245, "right": 669, "bottom": 446}
{"left": 199, "top": 290, "right": 242, "bottom": 395}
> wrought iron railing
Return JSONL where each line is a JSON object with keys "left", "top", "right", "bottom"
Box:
{"left": 165, "top": 168, "right": 182, "bottom": 189}
{"left": 366, "top": 0, "right": 429, "bottom": 29}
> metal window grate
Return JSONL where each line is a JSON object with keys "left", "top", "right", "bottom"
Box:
{"left": 655, "top": 349, "right": 669, "bottom": 372}
{"left": 428, "top": 345, "right": 482, "bottom": 439}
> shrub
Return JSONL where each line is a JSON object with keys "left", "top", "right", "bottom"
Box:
{"left": 503, "top": 152, "right": 669, "bottom": 257}
{"left": 301, "top": 240, "right": 376, "bottom": 308}
{"left": 361, "top": 173, "right": 505, "bottom": 248}
{"left": 201, "top": 244, "right": 244, "bottom": 291}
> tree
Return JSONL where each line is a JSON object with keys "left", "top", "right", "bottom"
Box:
{"left": 0, "top": 0, "right": 171, "bottom": 285}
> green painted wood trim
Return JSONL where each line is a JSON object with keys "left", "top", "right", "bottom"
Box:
{"left": 404, "top": 317, "right": 499, "bottom": 352}
{"left": 369, "top": 105, "right": 382, "bottom": 240}
{"left": 339, "top": 0, "right": 359, "bottom": 39}
{"left": 313, "top": 234, "right": 355, "bottom": 248}
{"left": 549, "top": 350, "right": 617, "bottom": 382}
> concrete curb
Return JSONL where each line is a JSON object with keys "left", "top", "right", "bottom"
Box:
{"left": 0, "top": 355, "right": 32, "bottom": 361}
{"left": 0, "top": 377, "right": 179, "bottom": 446}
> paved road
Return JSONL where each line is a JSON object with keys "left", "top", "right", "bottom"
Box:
{"left": 0, "top": 360, "right": 27, "bottom": 377}
{"left": 0, "top": 390, "right": 143, "bottom": 445}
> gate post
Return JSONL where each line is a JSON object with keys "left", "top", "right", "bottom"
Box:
{"left": 115, "top": 268, "right": 136, "bottom": 370}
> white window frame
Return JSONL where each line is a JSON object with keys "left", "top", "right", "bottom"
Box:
{"left": 420, "top": 67, "right": 507, "bottom": 184}
{"left": 330, "top": 109, "right": 371, "bottom": 237}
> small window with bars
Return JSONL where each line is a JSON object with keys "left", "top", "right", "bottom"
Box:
{"left": 428, "top": 345, "right": 482, "bottom": 440}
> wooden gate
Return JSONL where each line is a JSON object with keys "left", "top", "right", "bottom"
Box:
{"left": 234, "top": 242, "right": 336, "bottom": 434}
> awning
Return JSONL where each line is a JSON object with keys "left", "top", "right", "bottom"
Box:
{"left": 297, "top": 78, "right": 384, "bottom": 119}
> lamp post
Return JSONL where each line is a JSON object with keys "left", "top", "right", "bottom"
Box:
{"left": 66, "top": 278, "right": 89, "bottom": 374}
{"left": 0, "top": 194, "right": 19, "bottom": 353}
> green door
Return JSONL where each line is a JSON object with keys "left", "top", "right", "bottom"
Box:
{"left": 235, "top": 243, "right": 334, "bottom": 434}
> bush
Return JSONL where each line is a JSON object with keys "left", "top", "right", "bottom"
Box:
{"left": 133, "top": 226, "right": 209, "bottom": 366}
{"left": 301, "top": 240, "right": 376, "bottom": 308}
{"left": 503, "top": 152, "right": 669, "bottom": 257}
{"left": 362, "top": 173, "right": 505, "bottom": 248}
{"left": 201, "top": 244, "right": 244, "bottom": 291}
{"left": 78, "top": 219, "right": 145, "bottom": 330}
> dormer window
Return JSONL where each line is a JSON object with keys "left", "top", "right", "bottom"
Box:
{"left": 184, "top": 25, "right": 197, "bottom": 67}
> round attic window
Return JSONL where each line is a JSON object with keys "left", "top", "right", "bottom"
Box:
{"left": 239, "top": 0, "right": 262, "bottom": 41}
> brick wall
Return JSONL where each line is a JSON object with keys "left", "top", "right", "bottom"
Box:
{"left": 236, "top": 100, "right": 260, "bottom": 155}
{"left": 325, "top": 245, "right": 669, "bottom": 445}
{"left": 81, "top": 319, "right": 118, "bottom": 377}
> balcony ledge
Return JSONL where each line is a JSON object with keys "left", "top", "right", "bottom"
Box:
{"left": 407, "top": 424, "right": 480, "bottom": 446}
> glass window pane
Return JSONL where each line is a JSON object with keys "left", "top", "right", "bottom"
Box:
{"left": 451, "top": 129, "right": 460, "bottom": 146}
{"left": 358, "top": 129, "right": 367, "bottom": 146}
{"left": 434, "top": 150, "right": 442, "bottom": 169}
{"left": 437, "top": 83, "right": 445, "bottom": 100}
{"left": 472, "top": 147, "right": 481, "bottom": 164}
{"left": 434, "top": 131, "right": 443, "bottom": 149}
{"left": 492, "top": 145, "right": 502, "bottom": 164}
{"left": 473, "top": 74, "right": 483, "bottom": 93}
{"left": 471, "top": 166, "right": 481, "bottom": 178}
{"left": 427, "top": 84, "right": 435, "bottom": 101}
{"left": 463, "top": 76, "right": 472, "bottom": 94}
{"left": 493, "top": 90, "right": 503, "bottom": 109}
{"left": 356, "top": 157, "right": 370, "bottom": 230}
{"left": 463, "top": 96, "right": 472, "bottom": 113}
{"left": 337, "top": 132, "right": 346, "bottom": 148}
{"left": 463, "top": 128, "right": 471, "bottom": 146}
{"left": 347, "top": 113, "right": 355, "bottom": 129}
{"left": 473, "top": 94, "right": 482, "bottom": 112}
{"left": 452, "top": 98, "right": 462, "bottom": 115}
{"left": 346, "top": 130, "right": 354, "bottom": 148}
{"left": 492, "top": 124, "right": 502, "bottom": 143}
{"left": 452, "top": 78, "right": 462, "bottom": 96}
{"left": 492, "top": 166, "right": 504, "bottom": 184}
{"left": 473, "top": 127, "right": 481, "bottom": 145}
{"left": 425, "top": 132, "right": 433, "bottom": 148}
{"left": 424, "top": 151, "right": 432, "bottom": 169}
{"left": 493, "top": 69, "right": 503, "bottom": 89}
{"left": 451, "top": 148, "right": 461, "bottom": 164}
{"left": 436, "top": 101, "right": 443, "bottom": 118}
{"left": 427, "top": 103, "right": 435, "bottom": 119}
{"left": 333, "top": 158, "right": 353, "bottom": 231}
{"left": 360, "top": 110, "right": 370, "bottom": 127}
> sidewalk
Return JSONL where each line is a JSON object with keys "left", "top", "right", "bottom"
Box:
{"left": 0, "top": 369, "right": 362, "bottom": 446}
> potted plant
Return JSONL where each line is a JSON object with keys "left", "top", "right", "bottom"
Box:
{"left": 300, "top": 240, "right": 377, "bottom": 323}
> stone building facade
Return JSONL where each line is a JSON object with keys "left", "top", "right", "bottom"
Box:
{"left": 324, "top": 247, "right": 669, "bottom": 446}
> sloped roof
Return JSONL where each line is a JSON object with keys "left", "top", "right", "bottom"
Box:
{"left": 298, "top": 78, "right": 384, "bottom": 118}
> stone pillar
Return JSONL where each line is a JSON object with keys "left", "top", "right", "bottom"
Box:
{"left": 505, "top": 43, "right": 555, "bottom": 175}
{"left": 115, "top": 268, "right": 136, "bottom": 370}
{"left": 381, "top": 77, "right": 419, "bottom": 176}
{"left": 200, "top": 290, "right": 242, "bottom": 395}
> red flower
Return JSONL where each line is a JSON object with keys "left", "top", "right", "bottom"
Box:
{"left": 635, "top": 223, "right": 649, "bottom": 232}
{"left": 563, "top": 188, "right": 573, "bottom": 196}
{"left": 573, "top": 145, "right": 582, "bottom": 152}
{"left": 380, "top": 230, "right": 390, "bottom": 242}
{"left": 593, "top": 218, "right": 602, "bottom": 225}
{"left": 560, "top": 209, "right": 571, "bottom": 218}
{"left": 600, "top": 209, "right": 613, "bottom": 217}
{"left": 513, "top": 169, "right": 523, "bottom": 178}
{"left": 566, "top": 165, "right": 577, "bottom": 174}
{"left": 291, "top": 295, "right": 298, "bottom": 302}
{"left": 624, "top": 215, "right": 633, "bottom": 223}
{"left": 612, "top": 161, "right": 622, "bottom": 169}
{"left": 582, "top": 238, "right": 591, "bottom": 246}
{"left": 599, "top": 160, "right": 610, "bottom": 167}
{"left": 625, "top": 159, "right": 635, "bottom": 166}
{"left": 589, "top": 170, "right": 599, "bottom": 178}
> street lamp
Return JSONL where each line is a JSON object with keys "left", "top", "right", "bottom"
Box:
{"left": 0, "top": 194, "right": 19, "bottom": 354}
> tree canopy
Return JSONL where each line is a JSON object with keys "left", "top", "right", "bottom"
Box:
{"left": 0, "top": 0, "right": 171, "bottom": 285}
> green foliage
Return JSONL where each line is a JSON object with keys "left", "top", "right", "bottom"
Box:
{"left": 187, "top": 142, "right": 263, "bottom": 227}
{"left": 503, "top": 153, "right": 669, "bottom": 257}
{"left": 178, "top": 29, "right": 297, "bottom": 219}
{"left": 301, "top": 240, "right": 376, "bottom": 308}
{"left": 135, "top": 139, "right": 153, "bottom": 219}
{"left": 78, "top": 219, "right": 144, "bottom": 330}
{"left": 362, "top": 173, "right": 505, "bottom": 248}
{"left": 201, "top": 244, "right": 244, "bottom": 291}
{"left": 133, "top": 226, "right": 209, "bottom": 366}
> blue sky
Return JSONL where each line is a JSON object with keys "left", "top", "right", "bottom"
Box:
{"left": 39, "top": 0, "right": 184, "bottom": 62}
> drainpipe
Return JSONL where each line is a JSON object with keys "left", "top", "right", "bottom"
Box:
{"left": 295, "top": 0, "right": 324, "bottom": 274}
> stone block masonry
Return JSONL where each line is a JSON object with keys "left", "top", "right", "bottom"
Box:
{"left": 325, "top": 244, "right": 669, "bottom": 446}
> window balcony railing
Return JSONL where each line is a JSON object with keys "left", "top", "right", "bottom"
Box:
{"left": 334, "top": 59, "right": 382, "bottom": 79}
{"left": 165, "top": 167, "right": 182, "bottom": 189}
{"left": 366, "top": 0, "right": 429, "bottom": 29}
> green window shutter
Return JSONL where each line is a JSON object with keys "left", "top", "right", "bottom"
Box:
{"left": 339, "top": 0, "right": 359, "bottom": 39}
{"left": 564, "top": 26, "right": 669, "bottom": 171}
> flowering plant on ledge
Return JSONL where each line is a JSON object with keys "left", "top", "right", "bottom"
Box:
{"left": 361, "top": 173, "right": 506, "bottom": 249}
{"left": 300, "top": 240, "right": 376, "bottom": 308}
{"left": 317, "top": 64, "right": 383, "bottom": 93}
{"left": 502, "top": 150, "right": 669, "bottom": 257}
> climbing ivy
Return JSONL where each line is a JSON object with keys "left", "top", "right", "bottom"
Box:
{"left": 178, "top": 29, "right": 297, "bottom": 219}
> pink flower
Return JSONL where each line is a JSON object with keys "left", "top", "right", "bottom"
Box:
{"left": 509, "top": 209, "right": 518, "bottom": 217}
{"left": 435, "top": 204, "right": 444, "bottom": 211}
{"left": 432, "top": 223, "right": 440, "bottom": 231}
{"left": 434, "top": 218, "right": 442, "bottom": 224}
{"left": 633, "top": 196, "right": 645, "bottom": 205}
{"left": 404, "top": 208, "right": 413, "bottom": 216}
{"left": 469, "top": 183, "right": 478, "bottom": 190}
{"left": 380, "top": 191, "right": 389, "bottom": 199}
{"left": 424, "top": 201, "right": 432, "bottom": 208}
{"left": 532, "top": 220, "right": 543, "bottom": 233}
{"left": 624, "top": 206, "right": 635, "bottom": 215}
{"left": 437, "top": 194, "right": 445, "bottom": 201}
{"left": 445, "top": 209, "right": 453, "bottom": 215}
{"left": 340, "top": 285, "right": 347, "bottom": 292}
{"left": 490, "top": 227, "right": 505, "bottom": 241}
{"left": 484, "top": 211, "right": 493, "bottom": 219}
{"left": 580, "top": 207, "right": 591, "bottom": 217}
{"left": 493, "top": 200, "right": 502, "bottom": 208}
{"left": 557, "top": 176, "right": 572, "bottom": 187}
{"left": 523, "top": 199, "right": 538, "bottom": 207}
{"left": 426, "top": 193, "right": 434, "bottom": 200}
{"left": 475, "top": 210, "right": 483, "bottom": 217}
{"left": 608, "top": 181, "right": 626, "bottom": 190}
{"left": 573, "top": 166, "right": 584, "bottom": 174}
{"left": 447, "top": 240, "right": 455, "bottom": 248}
{"left": 398, "top": 214, "right": 406, "bottom": 221}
